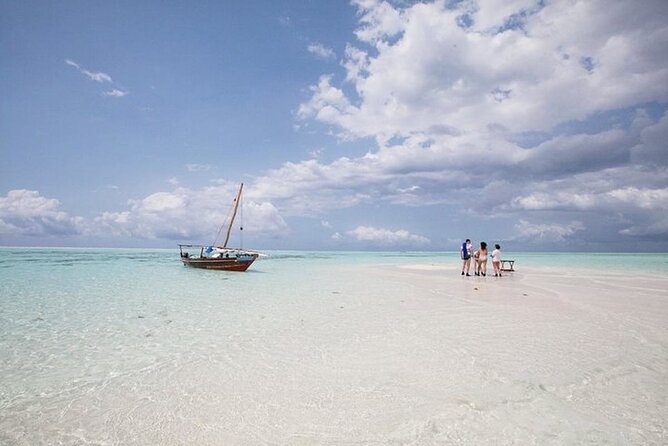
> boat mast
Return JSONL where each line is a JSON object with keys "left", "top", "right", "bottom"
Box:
{"left": 222, "top": 183, "right": 243, "bottom": 248}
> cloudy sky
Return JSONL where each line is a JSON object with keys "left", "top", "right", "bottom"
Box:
{"left": 1, "top": 0, "right": 667, "bottom": 251}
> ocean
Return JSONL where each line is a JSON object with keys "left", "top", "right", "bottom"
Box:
{"left": 1, "top": 247, "right": 666, "bottom": 444}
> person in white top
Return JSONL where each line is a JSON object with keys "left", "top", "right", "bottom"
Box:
{"left": 491, "top": 244, "right": 502, "bottom": 277}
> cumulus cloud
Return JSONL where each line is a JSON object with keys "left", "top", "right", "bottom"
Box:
{"left": 289, "top": 0, "right": 668, "bottom": 248}
{"left": 353, "top": 0, "right": 405, "bottom": 44}
{"left": 92, "top": 183, "right": 289, "bottom": 242}
{"left": 501, "top": 170, "right": 668, "bottom": 236}
{"left": 506, "top": 184, "right": 668, "bottom": 214}
{"left": 0, "top": 190, "right": 84, "bottom": 236}
{"left": 347, "top": 225, "right": 430, "bottom": 246}
{"left": 300, "top": 0, "right": 668, "bottom": 138}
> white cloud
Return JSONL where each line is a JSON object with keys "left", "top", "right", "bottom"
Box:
{"left": 607, "top": 187, "right": 668, "bottom": 210}
{"left": 138, "top": 192, "right": 185, "bottom": 213}
{"left": 507, "top": 186, "right": 668, "bottom": 213}
{"left": 464, "top": 0, "right": 542, "bottom": 32}
{"left": 500, "top": 170, "right": 668, "bottom": 239}
{"left": 0, "top": 190, "right": 84, "bottom": 236}
{"left": 352, "top": 0, "right": 405, "bottom": 45}
{"left": 514, "top": 219, "right": 584, "bottom": 243}
{"left": 297, "top": 75, "right": 356, "bottom": 129}
{"left": 307, "top": 43, "right": 336, "bottom": 60}
{"left": 102, "top": 89, "right": 128, "bottom": 97}
{"left": 65, "top": 59, "right": 113, "bottom": 83}
{"left": 92, "top": 183, "right": 288, "bottom": 241}
{"left": 343, "top": 45, "right": 370, "bottom": 83}
{"left": 255, "top": 108, "right": 667, "bottom": 212}
{"left": 250, "top": 157, "right": 380, "bottom": 215}
{"left": 66, "top": 59, "right": 128, "bottom": 98}
{"left": 290, "top": 0, "right": 668, "bottom": 248}
{"left": 300, "top": 0, "right": 668, "bottom": 138}
{"left": 244, "top": 201, "right": 289, "bottom": 235}
{"left": 346, "top": 225, "right": 430, "bottom": 246}
{"left": 185, "top": 163, "right": 213, "bottom": 172}
{"left": 24, "top": 2, "right": 665, "bottom": 250}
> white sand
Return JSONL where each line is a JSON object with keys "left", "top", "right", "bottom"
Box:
{"left": 204, "top": 262, "right": 667, "bottom": 445}
{"left": 317, "top": 262, "right": 668, "bottom": 445}
{"left": 147, "top": 263, "right": 668, "bottom": 444}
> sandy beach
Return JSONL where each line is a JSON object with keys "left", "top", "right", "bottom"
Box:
{"left": 237, "top": 262, "right": 668, "bottom": 445}
{"left": 358, "top": 263, "right": 668, "bottom": 444}
{"left": 1, "top": 253, "right": 667, "bottom": 445}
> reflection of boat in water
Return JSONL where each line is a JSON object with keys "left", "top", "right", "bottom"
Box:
{"left": 179, "top": 183, "right": 261, "bottom": 271}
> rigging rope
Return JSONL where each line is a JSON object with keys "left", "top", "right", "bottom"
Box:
{"left": 212, "top": 194, "right": 237, "bottom": 247}
{"left": 239, "top": 192, "right": 244, "bottom": 249}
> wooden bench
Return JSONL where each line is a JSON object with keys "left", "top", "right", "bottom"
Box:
{"left": 500, "top": 260, "right": 515, "bottom": 272}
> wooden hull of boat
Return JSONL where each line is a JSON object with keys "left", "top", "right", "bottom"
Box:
{"left": 181, "top": 257, "right": 256, "bottom": 272}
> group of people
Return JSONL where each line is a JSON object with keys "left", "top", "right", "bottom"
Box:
{"left": 460, "top": 239, "right": 502, "bottom": 277}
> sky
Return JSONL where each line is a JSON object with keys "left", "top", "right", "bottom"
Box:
{"left": 1, "top": 0, "right": 667, "bottom": 252}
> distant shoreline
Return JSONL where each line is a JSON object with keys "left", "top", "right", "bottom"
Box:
{"left": 0, "top": 245, "right": 665, "bottom": 254}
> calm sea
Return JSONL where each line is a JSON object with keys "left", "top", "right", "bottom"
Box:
{"left": 0, "top": 247, "right": 665, "bottom": 444}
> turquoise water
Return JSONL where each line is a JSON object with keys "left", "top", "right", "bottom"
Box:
{"left": 0, "top": 248, "right": 664, "bottom": 343}
{"left": 0, "top": 247, "right": 666, "bottom": 444}
{"left": 501, "top": 251, "right": 668, "bottom": 272}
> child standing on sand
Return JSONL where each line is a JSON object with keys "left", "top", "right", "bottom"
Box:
{"left": 492, "top": 244, "right": 502, "bottom": 277}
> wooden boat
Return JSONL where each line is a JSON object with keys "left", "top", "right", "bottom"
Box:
{"left": 178, "top": 245, "right": 259, "bottom": 271}
{"left": 179, "top": 183, "right": 260, "bottom": 271}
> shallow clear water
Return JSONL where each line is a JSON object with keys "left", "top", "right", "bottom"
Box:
{"left": 0, "top": 248, "right": 666, "bottom": 444}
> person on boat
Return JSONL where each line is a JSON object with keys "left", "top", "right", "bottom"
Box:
{"left": 461, "top": 239, "right": 472, "bottom": 276}
{"left": 474, "top": 242, "right": 488, "bottom": 276}
{"left": 492, "top": 244, "right": 502, "bottom": 277}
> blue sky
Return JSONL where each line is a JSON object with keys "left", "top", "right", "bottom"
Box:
{"left": 1, "top": 0, "right": 667, "bottom": 251}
